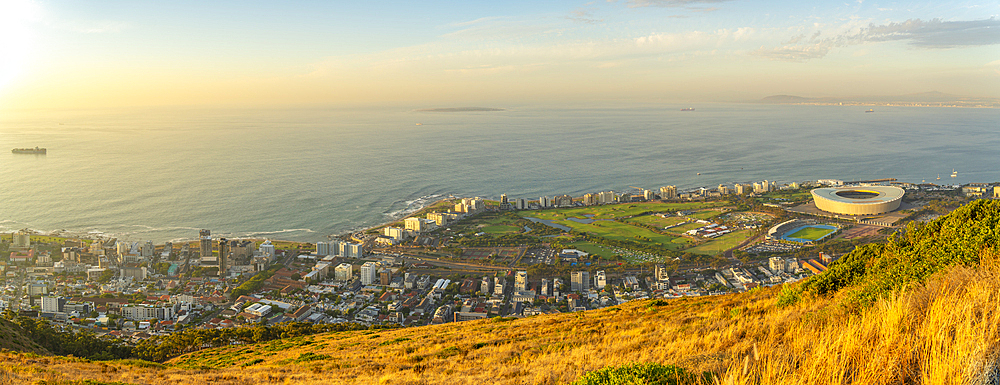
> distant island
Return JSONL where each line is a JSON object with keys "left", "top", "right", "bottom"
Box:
{"left": 758, "top": 91, "right": 1000, "bottom": 108}
{"left": 415, "top": 107, "right": 506, "bottom": 112}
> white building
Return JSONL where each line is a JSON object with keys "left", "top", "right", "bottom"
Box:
{"left": 334, "top": 263, "right": 353, "bottom": 281}
{"left": 383, "top": 227, "right": 406, "bottom": 241}
{"left": 41, "top": 296, "right": 65, "bottom": 313}
{"left": 594, "top": 271, "right": 607, "bottom": 290}
{"left": 258, "top": 241, "right": 275, "bottom": 260}
{"left": 360, "top": 262, "right": 378, "bottom": 285}
{"left": 514, "top": 271, "right": 528, "bottom": 292}
{"left": 404, "top": 218, "right": 438, "bottom": 235}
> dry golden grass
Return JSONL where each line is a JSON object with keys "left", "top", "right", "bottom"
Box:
{"left": 3, "top": 262, "right": 1000, "bottom": 384}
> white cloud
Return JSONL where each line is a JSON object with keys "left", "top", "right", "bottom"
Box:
{"left": 754, "top": 17, "right": 1000, "bottom": 62}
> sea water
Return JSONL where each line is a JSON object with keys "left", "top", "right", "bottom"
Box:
{"left": 0, "top": 104, "right": 996, "bottom": 243}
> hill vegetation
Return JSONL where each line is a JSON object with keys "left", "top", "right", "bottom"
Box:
{"left": 0, "top": 200, "right": 998, "bottom": 384}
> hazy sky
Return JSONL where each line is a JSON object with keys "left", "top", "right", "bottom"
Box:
{"left": 0, "top": 0, "right": 997, "bottom": 109}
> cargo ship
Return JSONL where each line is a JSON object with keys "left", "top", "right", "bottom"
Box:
{"left": 681, "top": 107, "right": 695, "bottom": 111}
{"left": 11, "top": 147, "right": 46, "bottom": 154}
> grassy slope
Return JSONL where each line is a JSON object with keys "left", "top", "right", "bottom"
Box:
{"left": 0, "top": 318, "right": 51, "bottom": 356}
{"left": 2, "top": 200, "right": 999, "bottom": 384}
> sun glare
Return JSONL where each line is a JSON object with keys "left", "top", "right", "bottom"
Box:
{"left": 0, "top": 0, "right": 40, "bottom": 94}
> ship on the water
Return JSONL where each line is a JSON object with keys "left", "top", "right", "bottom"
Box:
{"left": 11, "top": 147, "right": 46, "bottom": 154}
{"left": 681, "top": 107, "right": 695, "bottom": 111}
{"left": 865, "top": 109, "right": 874, "bottom": 113}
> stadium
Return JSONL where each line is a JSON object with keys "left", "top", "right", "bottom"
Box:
{"left": 767, "top": 219, "right": 839, "bottom": 244}
{"left": 811, "top": 186, "right": 905, "bottom": 216}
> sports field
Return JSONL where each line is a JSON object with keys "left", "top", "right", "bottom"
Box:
{"left": 784, "top": 225, "right": 837, "bottom": 242}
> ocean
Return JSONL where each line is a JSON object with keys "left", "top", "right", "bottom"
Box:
{"left": 1, "top": 103, "right": 997, "bottom": 243}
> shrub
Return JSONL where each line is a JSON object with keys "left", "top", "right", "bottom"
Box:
{"left": 571, "top": 362, "right": 704, "bottom": 385}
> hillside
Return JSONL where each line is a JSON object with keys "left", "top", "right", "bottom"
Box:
{"left": 0, "top": 317, "right": 51, "bottom": 356}
{"left": 1, "top": 200, "right": 999, "bottom": 384}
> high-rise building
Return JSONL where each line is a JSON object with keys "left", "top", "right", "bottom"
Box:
{"left": 571, "top": 271, "right": 590, "bottom": 292}
{"left": 141, "top": 241, "right": 154, "bottom": 258}
{"left": 582, "top": 193, "right": 597, "bottom": 206}
{"left": 516, "top": 198, "right": 527, "bottom": 210}
{"left": 655, "top": 264, "right": 670, "bottom": 282}
{"left": 481, "top": 276, "right": 492, "bottom": 295}
{"left": 718, "top": 184, "right": 730, "bottom": 195}
{"left": 12, "top": 230, "right": 30, "bottom": 250}
{"left": 316, "top": 242, "right": 330, "bottom": 256}
{"left": 218, "top": 239, "right": 230, "bottom": 276}
{"left": 540, "top": 278, "right": 551, "bottom": 296}
{"left": 643, "top": 189, "right": 655, "bottom": 201}
{"left": 514, "top": 271, "right": 528, "bottom": 292}
{"left": 598, "top": 191, "right": 616, "bottom": 204}
{"left": 768, "top": 257, "right": 785, "bottom": 274}
{"left": 199, "top": 229, "right": 212, "bottom": 259}
{"left": 594, "top": 271, "right": 607, "bottom": 289}
{"left": 41, "top": 296, "right": 66, "bottom": 313}
{"left": 334, "top": 263, "right": 352, "bottom": 281}
{"left": 539, "top": 196, "right": 551, "bottom": 208}
{"left": 258, "top": 240, "right": 275, "bottom": 260}
{"left": 554, "top": 194, "right": 573, "bottom": 207}
{"left": 659, "top": 186, "right": 677, "bottom": 199}
{"left": 379, "top": 268, "right": 392, "bottom": 286}
{"left": 360, "top": 262, "right": 378, "bottom": 285}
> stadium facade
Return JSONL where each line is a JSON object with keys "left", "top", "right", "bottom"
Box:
{"left": 811, "top": 186, "right": 905, "bottom": 216}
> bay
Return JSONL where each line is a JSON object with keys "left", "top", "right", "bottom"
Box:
{"left": 0, "top": 103, "right": 996, "bottom": 243}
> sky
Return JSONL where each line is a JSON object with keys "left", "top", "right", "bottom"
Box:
{"left": 0, "top": 0, "right": 997, "bottom": 109}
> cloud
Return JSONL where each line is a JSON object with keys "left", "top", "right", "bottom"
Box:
{"left": 58, "top": 20, "right": 132, "bottom": 34}
{"left": 568, "top": 7, "right": 603, "bottom": 24}
{"left": 622, "top": 0, "right": 733, "bottom": 8}
{"left": 860, "top": 18, "right": 1000, "bottom": 48}
{"left": 755, "top": 17, "right": 1000, "bottom": 62}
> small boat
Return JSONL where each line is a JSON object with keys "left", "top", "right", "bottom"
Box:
{"left": 11, "top": 147, "right": 46, "bottom": 154}
{"left": 951, "top": 169, "right": 958, "bottom": 178}
{"left": 865, "top": 109, "right": 874, "bottom": 113}
{"left": 415, "top": 123, "right": 423, "bottom": 126}
{"left": 936, "top": 174, "right": 940, "bottom": 180}
{"left": 681, "top": 108, "right": 695, "bottom": 111}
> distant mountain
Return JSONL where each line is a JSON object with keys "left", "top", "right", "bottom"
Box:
{"left": 415, "top": 107, "right": 505, "bottom": 112}
{"left": 760, "top": 95, "right": 812, "bottom": 103}
{"left": 758, "top": 91, "right": 999, "bottom": 107}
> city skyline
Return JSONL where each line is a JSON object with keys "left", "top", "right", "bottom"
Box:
{"left": 0, "top": 0, "right": 997, "bottom": 110}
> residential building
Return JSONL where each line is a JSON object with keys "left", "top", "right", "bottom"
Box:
{"left": 258, "top": 240, "right": 275, "bottom": 260}
{"left": 383, "top": 227, "right": 406, "bottom": 240}
{"left": 12, "top": 230, "right": 30, "bottom": 250}
{"left": 334, "top": 263, "right": 353, "bottom": 281}
{"left": 659, "top": 186, "right": 677, "bottom": 199}
{"left": 426, "top": 212, "right": 458, "bottom": 226}
{"left": 199, "top": 229, "right": 212, "bottom": 259}
{"left": 643, "top": 189, "right": 655, "bottom": 201}
{"left": 404, "top": 218, "right": 437, "bottom": 234}
{"left": 316, "top": 242, "right": 331, "bottom": 256}
{"left": 554, "top": 194, "right": 574, "bottom": 207}
{"left": 571, "top": 271, "right": 590, "bottom": 292}
{"left": 768, "top": 257, "right": 785, "bottom": 274}
{"left": 594, "top": 271, "right": 607, "bottom": 290}
{"left": 379, "top": 268, "right": 392, "bottom": 286}
{"left": 539, "top": 196, "right": 551, "bottom": 208}
{"left": 41, "top": 296, "right": 66, "bottom": 313}
{"left": 582, "top": 193, "right": 597, "bottom": 206}
{"left": 514, "top": 271, "right": 528, "bottom": 292}
{"left": 360, "top": 262, "right": 378, "bottom": 285}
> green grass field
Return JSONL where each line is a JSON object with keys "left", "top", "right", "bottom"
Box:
{"left": 624, "top": 215, "right": 688, "bottom": 228}
{"left": 686, "top": 229, "right": 753, "bottom": 255}
{"left": 523, "top": 201, "right": 727, "bottom": 222}
{"left": 787, "top": 226, "right": 836, "bottom": 241}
